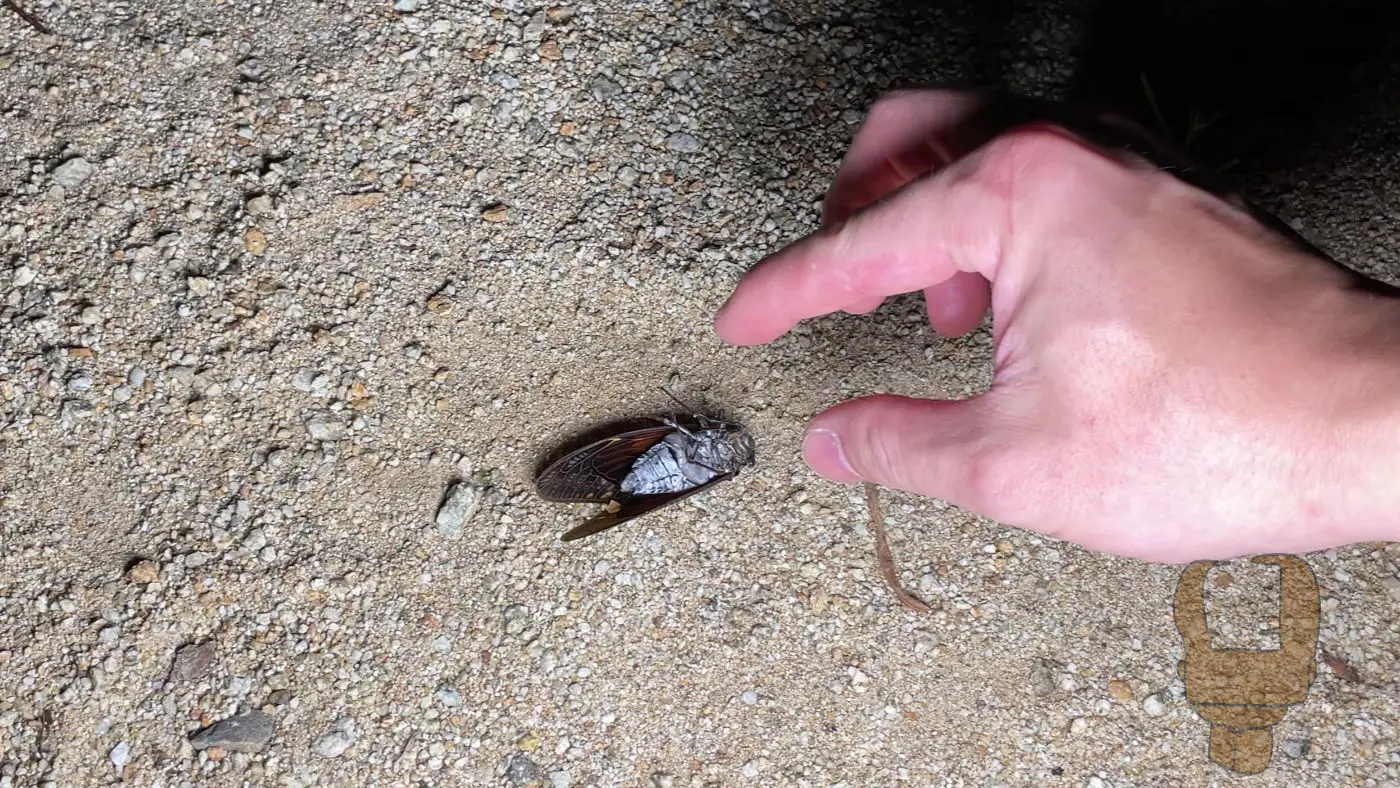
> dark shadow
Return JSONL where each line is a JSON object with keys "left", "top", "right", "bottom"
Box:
{"left": 729, "top": 0, "right": 1400, "bottom": 192}
{"left": 712, "top": 0, "right": 1400, "bottom": 271}
{"left": 1067, "top": 0, "right": 1400, "bottom": 184}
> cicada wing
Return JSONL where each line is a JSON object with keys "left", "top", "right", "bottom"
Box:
{"left": 535, "top": 426, "right": 674, "bottom": 503}
{"left": 559, "top": 473, "right": 736, "bottom": 542}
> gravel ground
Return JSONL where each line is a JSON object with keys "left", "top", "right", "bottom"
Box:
{"left": 3, "top": 0, "right": 1400, "bottom": 786}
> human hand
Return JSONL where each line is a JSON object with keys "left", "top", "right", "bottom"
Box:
{"left": 715, "top": 88, "right": 1400, "bottom": 563}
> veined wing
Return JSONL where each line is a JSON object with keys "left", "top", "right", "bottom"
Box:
{"left": 535, "top": 426, "right": 673, "bottom": 503}
{"left": 559, "top": 472, "right": 735, "bottom": 542}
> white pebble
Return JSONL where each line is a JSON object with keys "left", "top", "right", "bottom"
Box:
{"left": 435, "top": 481, "right": 479, "bottom": 538}
{"left": 312, "top": 730, "right": 353, "bottom": 758}
{"left": 53, "top": 157, "right": 95, "bottom": 188}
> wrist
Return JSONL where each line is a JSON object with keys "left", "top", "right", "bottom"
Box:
{"left": 1301, "top": 296, "right": 1400, "bottom": 550}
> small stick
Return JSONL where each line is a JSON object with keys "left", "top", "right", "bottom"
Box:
{"left": 3, "top": 0, "right": 52, "bottom": 34}
{"left": 394, "top": 729, "right": 420, "bottom": 767}
{"left": 865, "top": 482, "right": 934, "bottom": 614}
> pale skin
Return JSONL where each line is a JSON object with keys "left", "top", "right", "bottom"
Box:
{"left": 713, "top": 88, "right": 1400, "bottom": 563}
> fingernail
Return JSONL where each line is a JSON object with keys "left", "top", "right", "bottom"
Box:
{"left": 802, "top": 427, "right": 861, "bottom": 483}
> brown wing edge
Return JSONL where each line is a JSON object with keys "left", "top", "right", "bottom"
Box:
{"left": 559, "top": 472, "right": 736, "bottom": 542}
{"left": 534, "top": 426, "right": 674, "bottom": 503}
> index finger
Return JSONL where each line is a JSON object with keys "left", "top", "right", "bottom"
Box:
{"left": 713, "top": 148, "right": 1012, "bottom": 346}
{"left": 822, "top": 89, "right": 983, "bottom": 226}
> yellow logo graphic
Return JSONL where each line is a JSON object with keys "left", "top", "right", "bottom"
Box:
{"left": 1173, "top": 555, "right": 1321, "bottom": 774}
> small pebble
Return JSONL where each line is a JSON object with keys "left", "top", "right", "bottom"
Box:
{"left": 109, "top": 741, "right": 130, "bottom": 768}
{"left": 522, "top": 10, "right": 547, "bottom": 41}
{"left": 501, "top": 609, "right": 528, "bottom": 638}
{"left": 665, "top": 132, "right": 701, "bottom": 153}
{"left": 243, "top": 227, "right": 268, "bottom": 254}
{"left": 189, "top": 711, "right": 276, "bottom": 753}
{"left": 1107, "top": 679, "right": 1134, "bottom": 701}
{"left": 53, "top": 157, "right": 95, "bottom": 188}
{"left": 305, "top": 414, "right": 345, "bottom": 442}
{"left": 435, "top": 481, "right": 480, "bottom": 538}
{"left": 126, "top": 560, "right": 160, "bottom": 583}
{"left": 590, "top": 78, "right": 622, "bottom": 102}
{"left": 245, "top": 195, "right": 274, "bottom": 216}
{"left": 170, "top": 641, "right": 218, "bottom": 682}
{"left": 507, "top": 755, "right": 541, "bottom": 784}
{"left": 664, "top": 70, "right": 691, "bottom": 90}
{"left": 312, "top": 730, "right": 354, "bottom": 758}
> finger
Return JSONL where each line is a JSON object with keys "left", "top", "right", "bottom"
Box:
{"left": 822, "top": 89, "right": 984, "bottom": 226}
{"left": 714, "top": 146, "right": 1011, "bottom": 346}
{"left": 802, "top": 393, "right": 1019, "bottom": 516}
{"left": 842, "top": 295, "right": 885, "bottom": 315}
{"left": 823, "top": 136, "right": 950, "bottom": 227}
{"left": 923, "top": 271, "right": 991, "bottom": 337}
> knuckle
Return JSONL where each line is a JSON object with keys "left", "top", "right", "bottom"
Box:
{"left": 982, "top": 124, "right": 1090, "bottom": 184}
{"left": 822, "top": 213, "right": 870, "bottom": 294}
{"left": 973, "top": 124, "right": 1133, "bottom": 226}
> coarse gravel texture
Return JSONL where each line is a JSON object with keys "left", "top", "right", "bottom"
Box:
{"left": 3, "top": 0, "right": 1400, "bottom": 787}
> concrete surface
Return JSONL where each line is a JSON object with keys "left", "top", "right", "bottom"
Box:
{"left": 2, "top": 0, "right": 1399, "bottom": 785}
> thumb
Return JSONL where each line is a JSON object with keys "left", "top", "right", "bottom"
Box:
{"left": 802, "top": 393, "right": 1019, "bottom": 515}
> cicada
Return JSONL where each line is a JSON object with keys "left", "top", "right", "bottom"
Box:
{"left": 535, "top": 413, "right": 757, "bottom": 542}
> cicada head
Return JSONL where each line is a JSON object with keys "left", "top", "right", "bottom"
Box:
{"left": 715, "top": 422, "right": 757, "bottom": 473}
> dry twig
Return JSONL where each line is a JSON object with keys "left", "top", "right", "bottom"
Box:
{"left": 865, "top": 482, "right": 933, "bottom": 614}
{"left": 3, "top": 0, "right": 53, "bottom": 34}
